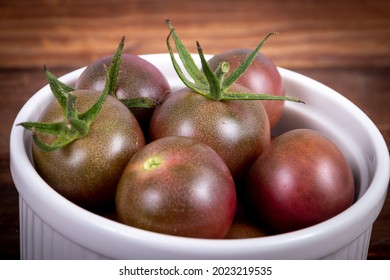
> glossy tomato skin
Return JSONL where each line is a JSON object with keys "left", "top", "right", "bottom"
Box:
{"left": 116, "top": 136, "right": 236, "bottom": 239}
{"left": 75, "top": 54, "right": 171, "bottom": 132}
{"left": 208, "top": 49, "right": 285, "bottom": 128}
{"left": 245, "top": 129, "right": 355, "bottom": 234}
{"left": 32, "top": 90, "right": 145, "bottom": 209}
{"left": 149, "top": 84, "right": 270, "bottom": 182}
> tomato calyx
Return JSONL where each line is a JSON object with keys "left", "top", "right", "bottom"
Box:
{"left": 19, "top": 37, "right": 129, "bottom": 152}
{"left": 166, "top": 19, "right": 303, "bottom": 103}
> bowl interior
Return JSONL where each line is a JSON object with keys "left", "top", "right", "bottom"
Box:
{"left": 10, "top": 54, "right": 389, "bottom": 259}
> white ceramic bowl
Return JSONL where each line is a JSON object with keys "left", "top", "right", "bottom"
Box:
{"left": 10, "top": 54, "right": 389, "bottom": 259}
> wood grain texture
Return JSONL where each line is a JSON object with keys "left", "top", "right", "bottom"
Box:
{"left": 1, "top": 0, "right": 390, "bottom": 69}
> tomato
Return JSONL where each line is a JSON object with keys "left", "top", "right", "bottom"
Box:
{"left": 147, "top": 22, "right": 298, "bottom": 183}
{"left": 75, "top": 54, "right": 171, "bottom": 134}
{"left": 149, "top": 84, "right": 270, "bottom": 182}
{"left": 208, "top": 49, "right": 285, "bottom": 128}
{"left": 116, "top": 136, "right": 236, "bottom": 238}
{"left": 224, "top": 201, "right": 267, "bottom": 239}
{"left": 31, "top": 90, "right": 145, "bottom": 209}
{"left": 244, "top": 129, "right": 355, "bottom": 234}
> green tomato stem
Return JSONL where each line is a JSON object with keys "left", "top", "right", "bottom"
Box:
{"left": 20, "top": 121, "right": 65, "bottom": 135}
{"left": 221, "top": 32, "right": 278, "bottom": 89}
{"left": 65, "top": 92, "right": 78, "bottom": 126}
{"left": 31, "top": 133, "right": 75, "bottom": 152}
{"left": 120, "top": 97, "right": 157, "bottom": 108}
{"left": 166, "top": 19, "right": 304, "bottom": 104}
{"left": 214, "top": 61, "right": 230, "bottom": 81}
{"left": 65, "top": 93, "right": 89, "bottom": 137}
{"left": 79, "top": 36, "right": 124, "bottom": 124}
{"left": 222, "top": 92, "right": 305, "bottom": 103}
{"left": 45, "top": 65, "right": 75, "bottom": 114}
{"left": 166, "top": 19, "right": 208, "bottom": 86}
{"left": 166, "top": 22, "right": 210, "bottom": 97}
{"left": 197, "top": 41, "right": 222, "bottom": 101}
{"left": 19, "top": 36, "right": 125, "bottom": 152}
{"left": 104, "top": 36, "right": 124, "bottom": 97}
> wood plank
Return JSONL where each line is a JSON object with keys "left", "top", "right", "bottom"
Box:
{"left": 1, "top": 0, "right": 389, "bottom": 69}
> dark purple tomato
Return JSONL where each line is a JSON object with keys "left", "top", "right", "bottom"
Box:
{"left": 245, "top": 129, "right": 355, "bottom": 234}
{"left": 116, "top": 136, "right": 236, "bottom": 239}
{"left": 32, "top": 90, "right": 145, "bottom": 209}
{"left": 75, "top": 54, "right": 171, "bottom": 132}
{"left": 224, "top": 200, "right": 267, "bottom": 239}
{"left": 149, "top": 83, "right": 271, "bottom": 182}
{"left": 208, "top": 49, "right": 285, "bottom": 128}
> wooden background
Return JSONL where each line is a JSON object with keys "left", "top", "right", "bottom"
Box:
{"left": 1, "top": 0, "right": 389, "bottom": 259}
{"left": 1, "top": 0, "right": 390, "bottom": 69}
